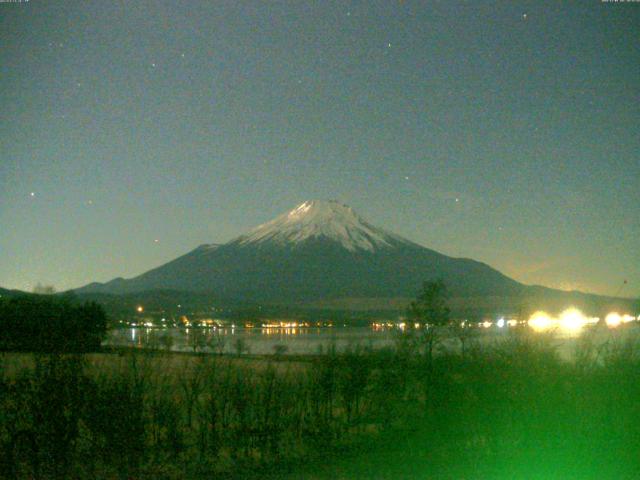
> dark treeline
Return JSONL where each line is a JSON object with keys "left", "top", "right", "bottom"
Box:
{"left": 0, "top": 295, "right": 107, "bottom": 353}
{"left": 1, "top": 330, "right": 640, "bottom": 479}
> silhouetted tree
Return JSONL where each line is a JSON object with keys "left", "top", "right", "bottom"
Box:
{"left": 186, "top": 328, "right": 206, "bottom": 353}
{"left": 234, "top": 337, "right": 248, "bottom": 356}
{"left": 450, "top": 320, "right": 477, "bottom": 359}
{"left": 159, "top": 332, "right": 174, "bottom": 352}
{"left": 207, "top": 332, "right": 226, "bottom": 355}
{"left": 407, "top": 279, "right": 451, "bottom": 361}
{"left": 408, "top": 280, "right": 451, "bottom": 326}
{"left": 32, "top": 284, "right": 56, "bottom": 295}
{"left": 0, "top": 295, "right": 107, "bottom": 352}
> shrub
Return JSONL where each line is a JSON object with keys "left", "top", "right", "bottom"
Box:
{"left": 0, "top": 295, "right": 107, "bottom": 353}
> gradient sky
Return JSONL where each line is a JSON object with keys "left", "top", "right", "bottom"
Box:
{"left": 1, "top": 1, "right": 638, "bottom": 298}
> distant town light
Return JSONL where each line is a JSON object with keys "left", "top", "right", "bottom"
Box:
{"left": 136, "top": 306, "right": 144, "bottom": 313}
{"left": 559, "top": 308, "right": 587, "bottom": 332}
{"left": 497, "top": 318, "right": 505, "bottom": 328}
{"left": 605, "top": 312, "right": 622, "bottom": 328}
{"left": 622, "top": 314, "right": 635, "bottom": 324}
{"left": 528, "top": 311, "right": 554, "bottom": 332}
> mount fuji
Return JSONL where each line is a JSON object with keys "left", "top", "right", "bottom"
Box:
{"left": 76, "top": 200, "right": 526, "bottom": 303}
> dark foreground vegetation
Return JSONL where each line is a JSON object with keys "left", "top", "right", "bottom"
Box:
{"left": 0, "top": 295, "right": 107, "bottom": 353}
{"left": 1, "top": 328, "right": 640, "bottom": 479}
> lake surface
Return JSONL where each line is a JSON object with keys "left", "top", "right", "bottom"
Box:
{"left": 107, "top": 326, "right": 398, "bottom": 355}
{"left": 104, "top": 323, "right": 640, "bottom": 359}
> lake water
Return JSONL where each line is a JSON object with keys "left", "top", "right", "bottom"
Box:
{"left": 104, "top": 323, "right": 640, "bottom": 359}
{"left": 107, "top": 326, "right": 398, "bottom": 356}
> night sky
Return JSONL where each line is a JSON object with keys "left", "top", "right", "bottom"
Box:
{"left": 1, "top": 1, "right": 638, "bottom": 297}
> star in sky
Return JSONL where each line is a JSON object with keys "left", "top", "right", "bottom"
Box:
{"left": 1, "top": 1, "right": 638, "bottom": 296}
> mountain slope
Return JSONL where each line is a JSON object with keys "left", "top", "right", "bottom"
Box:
{"left": 76, "top": 200, "right": 524, "bottom": 302}
{"left": 0, "top": 287, "right": 32, "bottom": 298}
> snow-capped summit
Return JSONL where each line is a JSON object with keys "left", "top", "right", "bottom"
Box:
{"left": 235, "top": 200, "right": 410, "bottom": 252}
{"left": 76, "top": 199, "right": 524, "bottom": 303}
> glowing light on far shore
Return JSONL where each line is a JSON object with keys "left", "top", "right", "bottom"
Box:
{"left": 497, "top": 318, "right": 505, "bottom": 328}
{"left": 136, "top": 305, "right": 144, "bottom": 313}
{"left": 528, "top": 311, "right": 554, "bottom": 332}
{"left": 605, "top": 312, "right": 622, "bottom": 328}
{"left": 559, "top": 308, "right": 586, "bottom": 332}
{"left": 605, "top": 312, "right": 636, "bottom": 328}
{"left": 622, "top": 314, "right": 635, "bottom": 323}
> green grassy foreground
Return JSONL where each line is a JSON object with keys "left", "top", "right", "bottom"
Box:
{"left": 1, "top": 328, "right": 640, "bottom": 479}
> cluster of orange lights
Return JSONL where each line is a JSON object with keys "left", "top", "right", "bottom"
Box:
{"left": 131, "top": 304, "right": 637, "bottom": 334}
{"left": 261, "top": 321, "right": 331, "bottom": 328}
{"left": 372, "top": 322, "right": 398, "bottom": 330}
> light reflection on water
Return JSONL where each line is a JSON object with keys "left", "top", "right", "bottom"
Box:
{"left": 104, "top": 323, "right": 640, "bottom": 358}
{"left": 106, "top": 326, "right": 387, "bottom": 355}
